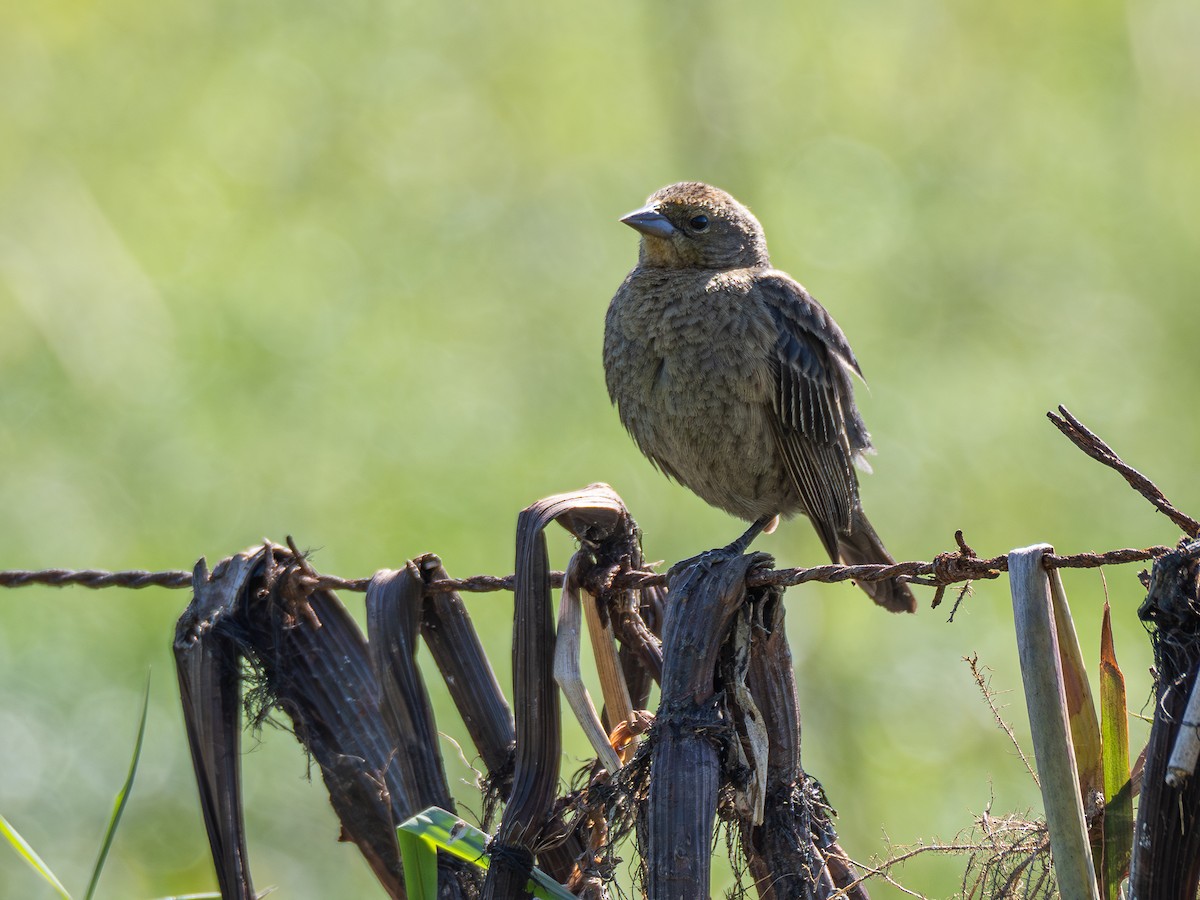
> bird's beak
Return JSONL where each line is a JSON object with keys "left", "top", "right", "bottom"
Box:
{"left": 620, "top": 205, "right": 677, "bottom": 239}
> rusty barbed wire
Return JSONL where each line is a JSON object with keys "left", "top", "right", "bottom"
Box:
{"left": 0, "top": 406, "right": 1186, "bottom": 602}
{"left": 0, "top": 568, "right": 194, "bottom": 590}
{"left": 0, "top": 542, "right": 1173, "bottom": 597}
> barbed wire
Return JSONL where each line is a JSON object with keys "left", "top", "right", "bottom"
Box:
{"left": 0, "top": 567, "right": 194, "bottom": 590}
{"left": 0, "top": 406, "right": 1184, "bottom": 605}
{"left": 0, "top": 540, "right": 1171, "bottom": 598}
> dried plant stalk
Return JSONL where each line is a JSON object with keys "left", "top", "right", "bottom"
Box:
{"left": 484, "top": 485, "right": 631, "bottom": 899}
{"left": 647, "top": 550, "right": 771, "bottom": 899}
{"left": 614, "top": 582, "right": 664, "bottom": 716}
{"left": 240, "top": 544, "right": 412, "bottom": 898}
{"left": 580, "top": 562, "right": 635, "bottom": 742}
{"left": 174, "top": 556, "right": 258, "bottom": 900}
{"left": 1008, "top": 544, "right": 1099, "bottom": 900}
{"left": 176, "top": 543, "right": 484, "bottom": 899}
{"left": 1129, "top": 539, "right": 1200, "bottom": 897}
{"left": 555, "top": 553, "right": 624, "bottom": 774}
{"left": 366, "top": 565, "right": 456, "bottom": 811}
{"left": 414, "top": 554, "right": 516, "bottom": 795}
{"left": 740, "top": 588, "right": 867, "bottom": 899}
{"left": 553, "top": 540, "right": 640, "bottom": 773}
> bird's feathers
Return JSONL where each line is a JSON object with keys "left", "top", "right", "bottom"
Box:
{"left": 605, "top": 181, "right": 916, "bottom": 613}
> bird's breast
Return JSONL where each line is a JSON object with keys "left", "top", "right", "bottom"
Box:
{"left": 606, "top": 268, "right": 773, "bottom": 403}
{"left": 603, "top": 267, "right": 786, "bottom": 519}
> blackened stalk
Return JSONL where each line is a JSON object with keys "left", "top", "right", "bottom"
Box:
{"left": 174, "top": 556, "right": 258, "bottom": 900}
{"left": 741, "top": 588, "right": 867, "bottom": 900}
{"left": 1130, "top": 540, "right": 1200, "bottom": 898}
{"left": 483, "top": 485, "right": 632, "bottom": 898}
{"left": 241, "top": 544, "right": 412, "bottom": 897}
{"left": 415, "top": 554, "right": 516, "bottom": 793}
{"left": 367, "top": 565, "right": 456, "bottom": 811}
{"left": 647, "top": 550, "right": 771, "bottom": 900}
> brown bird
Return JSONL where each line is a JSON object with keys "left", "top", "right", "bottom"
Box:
{"left": 604, "top": 182, "right": 916, "bottom": 613}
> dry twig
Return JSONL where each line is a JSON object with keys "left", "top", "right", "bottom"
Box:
{"left": 1047, "top": 405, "right": 1200, "bottom": 538}
{"left": 965, "top": 654, "right": 1038, "bottom": 788}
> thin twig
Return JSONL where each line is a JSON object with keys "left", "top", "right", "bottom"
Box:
{"left": 1048, "top": 405, "right": 1200, "bottom": 538}
{"left": 965, "top": 654, "right": 1038, "bottom": 787}
{"left": 825, "top": 846, "right": 954, "bottom": 899}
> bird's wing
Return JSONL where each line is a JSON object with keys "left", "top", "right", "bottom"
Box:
{"left": 754, "top": 271, "right": 867, "bottom": 559}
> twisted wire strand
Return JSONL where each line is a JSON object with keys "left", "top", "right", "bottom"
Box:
{"left": 0, "top": 407, "right": 1183, "bottom": 600}
{"left": 0, "top": 543, "right": 1171, "bottom": 596}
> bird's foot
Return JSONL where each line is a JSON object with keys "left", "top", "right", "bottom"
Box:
{"left": 667, "top": 515, "right": 777, "bottom": 579}
{"left": 724, "top": 515, "right": 777, "bottom": 555}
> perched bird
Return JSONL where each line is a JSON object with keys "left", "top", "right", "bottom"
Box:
{"left": 604, "top": 182, "right": 916, "bottom": 613}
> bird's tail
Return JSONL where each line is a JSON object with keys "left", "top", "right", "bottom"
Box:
{"left": 836, "top": 507, "right": 917, "bottom": 613}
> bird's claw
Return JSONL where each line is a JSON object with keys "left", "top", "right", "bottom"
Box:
{"left": 667, "top": 545, "right": 741, "bottom": 581}
{"left": 667, "top": 515, "right": 777, "bottom": 580}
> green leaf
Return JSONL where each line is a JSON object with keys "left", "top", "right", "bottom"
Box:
{"left": 398, "top": 807, "right": 575, "bottom": 900}
{"left": 0, "top": 812, "right": 72, "bottom": 899}
{"left": 398, "top": 822, "right": 442, "bottom": 900}
{"left": 1099, "top": 602, "right": 1132, "bottom": 900}
{"left": 85, "top": 671, "right": 152, "bottom": 900}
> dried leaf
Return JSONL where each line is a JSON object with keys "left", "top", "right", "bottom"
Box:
{"left": 1099, "top": 602, "right": 1131, "bottom": 900}
{"left": 1048, "top": 567, "right": 1102, "bottom": 799}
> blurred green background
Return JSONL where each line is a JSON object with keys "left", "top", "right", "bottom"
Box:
{"left": 2, "top": 0, "right": 1198, "bottom": 897}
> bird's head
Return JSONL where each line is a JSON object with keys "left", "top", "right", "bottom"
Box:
{"left": 620, "top": 182, "right": 770, "bottom": 270}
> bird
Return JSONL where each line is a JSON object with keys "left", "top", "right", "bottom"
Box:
{"left": 603, "top": 181, "right": 916, "bottom": 613}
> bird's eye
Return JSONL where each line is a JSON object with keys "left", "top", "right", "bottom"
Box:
{"left": 688, "top": 214, "right": 709, "bottom": 232}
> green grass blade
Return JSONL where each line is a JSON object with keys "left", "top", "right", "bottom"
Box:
{"left": 1099, "top": 602, "right": 1132, "bottom": 900}
{"left": 398, "top": 823, "right": 441, "bottom": 900}
{"left": 0, "top": 812, "right": 72, "bottom": 899}
{"left": 84, "top": 672, "right": 151, "bottom": 900}
{"left": 398, "top": 807, "right": 574, "bottom": 900}
{"left": 399, "top": 807, "right": 489, "bottom": 868}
